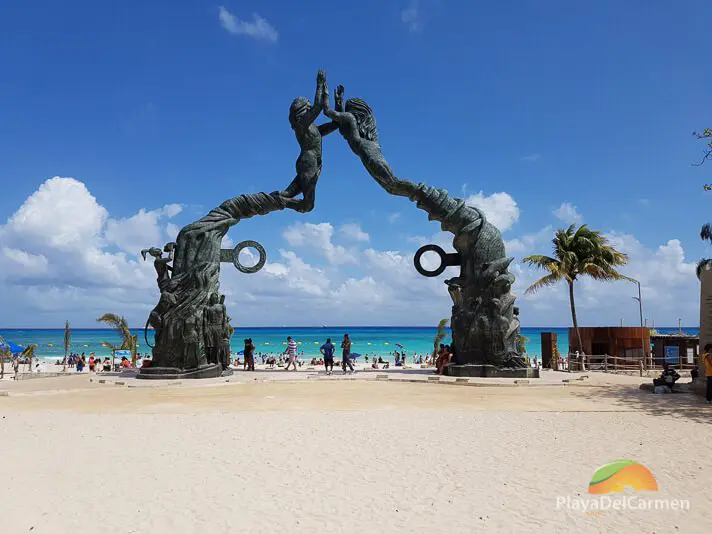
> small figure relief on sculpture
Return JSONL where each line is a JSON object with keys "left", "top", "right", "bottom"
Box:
{"left": 203, "top": 292, "right": 227, "bottom": 366}
{"left": 272, "top": 69, "right": 339, "bottom": 213}
{"left": 141, "top": 243, "right": 176, "bottom": 291}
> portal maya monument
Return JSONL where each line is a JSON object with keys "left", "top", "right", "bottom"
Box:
{"left": 138, "top": 70, "right": 536, "bottom": 379}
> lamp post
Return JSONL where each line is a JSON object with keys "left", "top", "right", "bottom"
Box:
{"left": 631, "top": 279, "right": 646, "bottom": 369}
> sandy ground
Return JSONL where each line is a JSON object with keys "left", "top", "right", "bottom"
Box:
{"left": 1, "top": 372, "right": 710, "bottom": 534}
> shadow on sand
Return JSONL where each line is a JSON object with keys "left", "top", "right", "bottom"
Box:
{"left": 570, "top": 382, "right": 711, "bottom": 424}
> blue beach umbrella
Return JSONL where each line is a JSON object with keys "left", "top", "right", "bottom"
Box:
{"left": 0, "top": 340, "right": 24, "bottom": 354}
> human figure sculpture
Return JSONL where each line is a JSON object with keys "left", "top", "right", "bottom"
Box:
{"left": 321, "top": 84, "right": 405, "bottom": 197}
{"left": 182, "top": 314, "right": 202, "bottom": 369}
{"left": 218, "top": 295, "right": 232, "bottom": 370}
{"left": 271, "top": 69, "right": 339, "bottom": 213}
{"left": 203, "top": 293, "right": 227, "bottom": 365}
{"left": 141, "top": 245, "right": 175, "bottom": 291}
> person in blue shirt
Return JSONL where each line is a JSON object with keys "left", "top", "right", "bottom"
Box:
{"left": 320, "top": 338, "right": 335, "bottom": 375}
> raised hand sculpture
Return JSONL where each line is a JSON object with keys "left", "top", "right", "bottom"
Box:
{"left": 271, "top": 69, "right": 339, "bottom": 213}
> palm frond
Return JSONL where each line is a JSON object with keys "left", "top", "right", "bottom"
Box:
{"left": 702, "top": 224, "right": 712, "bottom": 242}
{"left": 521, "top": 255, "right": 559, "bottom": 269}
{"left": 96, "top": 313, "right": 132, "bottom": 350}
{"left": 20, "top": 344, "right": 37, "bottom": 358}
{"left": 524, "top": 273, "right": 563, "bottom": 295}
{"left": 432, "top": 318, "right": 449, "bottom": 358}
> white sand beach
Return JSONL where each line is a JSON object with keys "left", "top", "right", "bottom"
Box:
{"left": 1, "top": 370, "right": 710, "bottom": 533}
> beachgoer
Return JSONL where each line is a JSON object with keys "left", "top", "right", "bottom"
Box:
{"left": 653, "top": 363, "right": 681, "bottom": 391}
{"left": 102, "top": 358, "right": 111, "bottom": 372}
{"left": 283, "top": 337, "right": 298, "bottom": 371}
{"left": 320, "top": 338, "right": 335, "bottom": 375}
{"left": 341, "top": 334, "right": 354, "bottom": 374}
{"left": 702, "top": 344, "right": 712, "bottom": 404}
{"left": 245, "top": 338, "right": 255, "bottom": 371}
{"left": 88, "top": 355, "right": 96, "bottom": 372}
{"left": 76, "top": 357, "right": 84, "bottom": 372}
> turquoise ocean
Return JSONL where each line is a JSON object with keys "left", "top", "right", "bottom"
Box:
{"left": 0, "top": 326, "right": 700, "bottom": 362}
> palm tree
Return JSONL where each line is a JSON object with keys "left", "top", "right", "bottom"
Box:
{"left": 522, "top": 224, "right": 632, "bottom": 355}
{"left": 63, "top": 320, "right": 71, "bottom": 372}
{"left": 96, "top": 313, "right": 137, "bottom": 367}
{"left": 21, "top": 344, "right": 37, "bottom": 373}
{"left": 432, "top": 318, "right": 449, "bottom": 361}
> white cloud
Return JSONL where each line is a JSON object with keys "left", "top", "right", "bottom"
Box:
{"left": 510, "top": 229, "right": 699, "bottom": 327}
{"left": 218, "top": 6, "right": 278, "bottom": 43}
{"left": 339, "top": 223, "right": 369, "bottom": 242}
{"left": 388, "top": 212, "right": 401, "bottom": 224}
{"left": 283, "top": 222, "right": 356, "bottom": 265}
{"left": 165, "top": 223, "right": 180, "bottom": 241}
{"left": 105, "top": 204, "right": 183, "bottom": 254}
{"left": 553, "top": 202, "right": 582, "bottom": 225}
{"left": 465, "top": 191, "right": 520, "bottom": 232}
{"left": 505, "top": 226, "right": 553, "bottom": 257}
{"left": 401, "top": 0, "right": 421, "bottom": 32}
{"left": 0, "top": 178, "right": 700, "bottom": 330}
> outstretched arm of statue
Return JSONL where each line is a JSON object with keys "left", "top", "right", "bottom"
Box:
{"left": 322, "top": 89, "right": 343, "bottom": 121}
{"left": 302, "top": 69, "right": 326, "bottom": 126}
{"left": 318, "top": 121, "right": 338, "bottom": 136}
{"left": 317, "top": 84, "right": 344, "bottom": 136}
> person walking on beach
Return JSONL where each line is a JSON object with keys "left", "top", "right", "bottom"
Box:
{"left": 702, "top": 344, "right": 712, "bottom": 404}
{"left": 244, "top": 338, "right": 255, "bottom": 371}
{"left": 341, "top": 334, "right": 354, "bottom": 374}
{"left": 284, "top": 336, "right": 298, "bottom": 371}
{"left": 320, "top": 338, "right": 335, "bottom": 375}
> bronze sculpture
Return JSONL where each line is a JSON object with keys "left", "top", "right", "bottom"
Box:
{"left": 138, "top": 71, "right": 533, "bottom": 380}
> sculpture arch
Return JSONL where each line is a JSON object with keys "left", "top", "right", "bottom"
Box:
{"left": 138, "top": 72, "right": 533, "bottom": 380}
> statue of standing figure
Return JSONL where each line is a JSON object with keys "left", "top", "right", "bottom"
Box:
{"left": 203, "top": 293, "right": 228, "bottom": 366}
{"left": 217, "top": 295, "right": 232, "bottom": 371}
{"left": 182, "top": 313, "right": 202, "bottom": 370}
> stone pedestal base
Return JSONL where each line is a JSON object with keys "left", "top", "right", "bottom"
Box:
{"left": 445, "top": 364, "right": 540, "bottom": 378}
{"left": 137, "top": 363, "right": 223, "bottom": 380}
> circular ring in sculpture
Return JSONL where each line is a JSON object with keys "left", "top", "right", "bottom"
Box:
{"left": 233, "top": 240, "right": 267, "bottom": 274}
{"left": 414, "top": 244, "right": 447, "bottom": 277}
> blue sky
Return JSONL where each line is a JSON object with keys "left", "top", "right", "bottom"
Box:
{"left": 0, "top": 1, "right": 709, "bottom": 328}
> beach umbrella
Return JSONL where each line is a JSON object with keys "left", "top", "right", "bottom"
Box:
{"left": 0, "top": 340, "right": 24, "bottom": 354}
{"left": 351, "top": 353, "right": 361, "bottom": 359}
{"left": 236, "top": 350, "right": 245, "bottom": 356}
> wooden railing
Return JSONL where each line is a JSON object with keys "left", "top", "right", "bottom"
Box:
{"left": 551, "top": 354, "right": 699, "bottom": 373}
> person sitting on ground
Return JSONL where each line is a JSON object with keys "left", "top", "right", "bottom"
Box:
{"left": 653, "top": 363, "right": 681, "bottom": 391}
{"left": 371, "top": 358, "right": 379, "bottom": 369}
{"left": 436, "top": 345, "right": 452, "bottom": 375}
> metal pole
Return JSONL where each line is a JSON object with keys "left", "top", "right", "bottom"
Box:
{"left": 631, "top": 280, "right": 646, "bottom": 370}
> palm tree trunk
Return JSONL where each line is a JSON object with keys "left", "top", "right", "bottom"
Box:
{"left": 568, "top": 281, "right": 584, "bottom": 356}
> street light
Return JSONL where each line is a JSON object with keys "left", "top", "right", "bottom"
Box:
{"left": 630, "top": 279, "right": 647, "bottom": 368}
